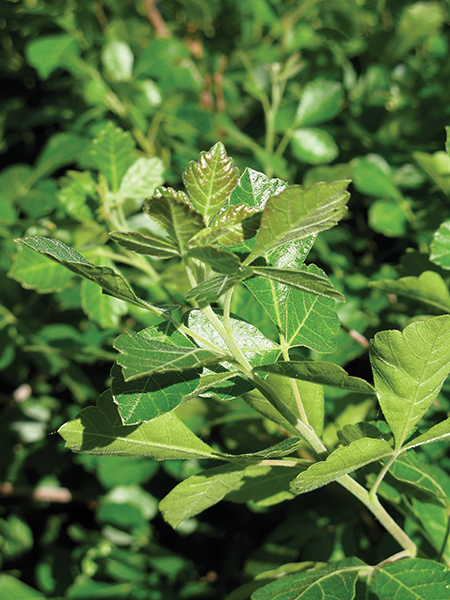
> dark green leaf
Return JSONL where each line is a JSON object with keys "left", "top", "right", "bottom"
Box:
{"left": 188, "top": 203, "right": 261, "bottom": 247}
{"left": 182, "top": 142, "right": 239, "bottom": 221}
{"left": 110, "top": 231, "right": 179, "bottom": 258}
{"left": 245, "top": 180, "right": 350, "bottom": 264}
{"left": 187, "top": 246, "right": 242, "bottom": 274}
{"left": 414, "top": 150, "right": 450, "bottom": 195}
{"left": 186, "top": 268, "right": 254, "bottom": 302}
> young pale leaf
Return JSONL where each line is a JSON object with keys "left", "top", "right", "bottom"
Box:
{"left": 403, "top": 416, "right": 450, "bottom": 450}
{"left": 290, "top": 438, "right": 393, "bottom": 494}
{"left": 370, "top": 315, "right": 450, "bottom": 449}
{"left": 117, "top": 157, "right": 165, "bottom": 203}
{"left": 187, "top": 203, "right": 261, "bottom": 247}
{"left": 370, "top": 559, "right": 450, "bottom": 600}
{"left": 186, "top": 268, "right": 253, "bottom": 302}
{"left": 228, "top": 167, "right": 286, "bottom": 210}
{"left": 182, "top": 142, "right": 239, "bottom": 222}
{"left": 244, "top": 180, "right": 350, "bottom": 264}
{"left": 110, "top": 231, "right": 179, "bottom": 258}
{"left": 9, "top": 244, "right": 74, "bottom": 293}
{"left": 114, "top": 327, "right": 228, "bottom": 381}
{"left": 111, "top": 364, "right": 201, "bottom": 426}
{"left": 58, "top": 391, "right": 218, "bottom": 460}
{"left": 252, "top": 558, "right": 365, "bottom": 600}
{"left": 254, "top": 362, "right": 376, "bottom": 395}
{"left": 388, "top": 452, "right": 450, "bottom": 509}
{"left": 290, "top": 127, "right": 339, "bottom": 165}
{"left": 370, "top": 271, "right": 450, "bottom": 313}
{"left": 15, "top": 237, "right": 158, "bottom": 312}
{"left": 430, "top": 219, "right": 450, "bottom": 269}
{"left": 187, "top": 246, "right": 241, "bottom": 274}
{"left": 252, "top": 265, "right": 345, "bottom": 302}
{"left": 144, "top": 186, "right": 204, "bottom": 253}
{"left": 185, "top": 309, "right": 281, "bottom": 368}
{"left": 89, "top": 122, "right": 136, "bottom": 191}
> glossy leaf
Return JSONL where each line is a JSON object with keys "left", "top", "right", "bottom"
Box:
{"left": 187, "top": 246, "right": 241, "bottom": 274}
{"left": 290, "top": 128, "right": 339, "bottom": 165}
{"left": 89, "top": 122, "right": 136, "bottom": 191}
{"left": 58, "top": 391, "right": 218, "bottom": 460}
{"left": 370, "top": 315, "right": 450, "bottom": 448}
{"left": 370, "top": 271, "right": 450, "bottom": 312}
{"left": 403, "top": 417, "right": 450, "bottom": 450}
{"left": 114, "top": 323, "right": 227, "bottom": 380}
{"left": 185, "top": 309, "right": 281, "bottom": 368}
{"left": 228, "top": 167, "right": 286, "bottom": 210}
{"left": 110, "top": 231, "right": 179, "bottom": 258}
{"left": 15, "top": 237, "right": 157, "bottom": 311}
{"left": 370, "top": 559, "right": 450, "bottom": 600}
{"left": 430, "top": 219, "right": 450, "bottom": 269}
{"left": 187, "top": 203, "right": 261, "bottom": 247}
{"left": 186, "top": 268, "right": 253, "bottom": 302}
{"left": 144, "top": 186, "right": 204, "bottom": 253}
{"left": 295, "top": 78, "right": 344, "bottom": 127}
{"left": 252, "top": 558, "right": 365, "bottom": 600}
{"left": 182, "top": 142, "right": 239, "bottom": 221}
{"left": 290, "top": 438, "right": 393, "bottom": 494}
{"left": 252, "top": 265, "right": 345, "bottom": 302}
{"left": 254, "top": 362, "right": 376, "bottom": 395}
{"left": 101, "top": 39, "right": 134, "bottom": 81}
{"left": 111, "top": 364, "right": 201, "bottom": 426}
{"left": 245, "top": 180, "right": 350, "bottom": 264}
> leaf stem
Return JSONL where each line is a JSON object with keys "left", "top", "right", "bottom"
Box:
{"left": 369, "top": 452, "right": 399, "bottom": 499}
{"left": 280, "top": 334, "right": 310, "bottom": 425}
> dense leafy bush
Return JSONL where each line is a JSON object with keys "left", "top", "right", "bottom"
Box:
{"left": 2, "top": 1, "right": 450, "bottom": 598}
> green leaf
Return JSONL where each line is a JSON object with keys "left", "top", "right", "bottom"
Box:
{"left": 290, "top": 438, "right": 393, "bottom": 494}
{"left": 90, "top": 122, "right": 136, "bottom": 192}
{"left": 15, "top": 237, "right": 157, "bottom": 312}
{"left": 403, "top": 417, "right": 450, "bottom": 450}
{"left": 295, "top": 78, "right": 344, "bottom": 127}
{"left": 111, "top": 364, "right": 201, "bottom": 426}
{"left": 118, "top": 157, "right": 165, "bottom": 204}
{"left": 33, "top": 133, "right": 88, "bottom": 181}
{"left": 58, "top": 170, "right": 97, "bottom": 222}
{"left": 144, "top": 187, "right": 204, "bottom": 253}
{"left": 186, "top": 269, "right": 254, "bottom": 302}
{"left": 370, "top": 315, "right": 450, "bottom": 449}
{"left": 81, "top": 277, "right": 127, "bottom": 329}
{"left": 8, "top": 244, "right": 74, "bottom": 293}
{"left": 110, "top": 231, "right": 179, "bottom": 258}
{"left": 352, "top": 157, "right": 402, "bottom": 200}
{"left": 414, "top": 150, "right": 450, "bottom": 195}
{"left": 185, "top": 309, "right": 281, "bottom": 368}
{"left": 370, "top": 271, "right": 450, "bottom": 312}
{"left": 25, "top": 34, "right": 79, "bottom": 79}
{"left": 430, "top": 220, "right": 450, "bottom": 269}
{"left": 370, "top": 559, "right": 450, "bottom": 600}
{"left": 388, "top": 452, "right": 450, "bottom": 508}
{"left": 228, "top": 167, "right": 286, "bottom": 210}
{"left": 0, "top": 574, "right": 45, "bottom": 599}
{"left": 58, "top": 391, "right": 218, "bottom": 460}
{"left": 182, "top": 142, "right": 239, "bottom": 222}
{"left": 254, "top": 362, "right": 376, "bottom": 395}
{"left": 368, "top": 199, "right": 408, "bottom": 237}
{"left": 187, "top": 246, "right": 242, "bottom": 274}
{"left": 187, "top": 203, "right": 261, "bottom": 247}
{"left": 102, "top": 39, "right": 134, "bottom": 81}
{"left": 245, "top": 180, "right": 350, "bottom": 264}
{"left": 290, "top": 128, "right": 339, "bottom": 165}
{"left": 252, "top": 265, "right": 345, "bottom": 302}
{"left": 252, "top": 558, "right": 365, "bottom": 600}
{"left": 114, "top": 322, "right": 227, "bottom": 380}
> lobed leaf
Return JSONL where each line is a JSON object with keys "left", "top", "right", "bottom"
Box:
{"left": 290, "top": 438, "right": 393, "bottom": 494}
{"left": 370, "top": 271, "right": 450, "bottom": 313}
{"left": 245, "top": 180, "right": 350, "bottom": 264}
{"left": 182, "top": 142, "right": 239, "bottom": 222}
{"left": 370, "top": 315, "right": 450, "bottom": 449}
{"left": 254, "top": 361, "right": 376, "bottom": 395}
{"left": 58, "top": 391, "right": 218, "bottom": 460}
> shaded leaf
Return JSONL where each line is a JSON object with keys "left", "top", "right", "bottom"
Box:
{"left": 15, "top": 237, "right": 158, "bottom": 312}
{"left": 370, "top": 315, "right": 450, "bottom": 448}
{"left": 188, "top": 203, "right": 261, "bottom": 247}
{"left": 413, "top": 150, "right": 450, "bottom": 195}
{"left": 245, "top": 180, "right": 350, "bottom": 264}
{"left": 90, "top": 122, "right": 136, "bottom": 191}
{"left": 186, "top": 269, "right": 253, "bottom": 302}
{"left": 370, "top": 559, "right": 450, "bottom": 600}
{"left": 430, "top": 219, "right": 450, "bottom": 269}
{"left": 0, "top": 574, "right": 45, "bottom": 599}
{"left": 290, "top": 128, "right": 339, "bottom": 165}
{"left": 111, "top": 363, "right": 201, "bottom": 426}
{"left": 182, "top": 142, "right": 239, "bottom": 221}
{"left": 369, "top": 198, "right": 408, "bottom": 238}
{"left": 254, "top": 362, "right": 376, "bottom": 395}
{"left": 25, "top": 33, "right": 79, "bottom": 79}
{"left": 295, "top": 78, "right": 344, "bottom": 127}
{"left": 144, "top": 186, "right": 204, "bottom": 253}
{"left": 187, "top": 246, "right": 242, "bottom": 274}
{"left": 370, "top": 271, "right": 450, "bottom": 312}
{"left": 110, "top": 231, "right": 179, "bottom": 258}
{"left": 58, "top": 391, "right": 218, "bottom": 460}
{"left": 290, "top": 438, "right": 393, "bottom": 494}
